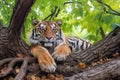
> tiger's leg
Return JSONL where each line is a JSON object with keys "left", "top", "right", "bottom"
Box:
{"left": 30, "top": 45, "right": 56, "bottom": 72}
{"left": 52, "top": 42, "right": 71, "bottom": 61}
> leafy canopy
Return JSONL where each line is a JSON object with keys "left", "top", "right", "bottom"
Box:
{"left": 0, "top": 0, "right": 120, "bottom": 44}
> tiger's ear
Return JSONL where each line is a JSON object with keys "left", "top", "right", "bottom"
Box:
{"left": 56, "top": 20, "right": 62, "bottom": 26}
{"left": 32, "top": 19, "right": 39, "bottom": 26}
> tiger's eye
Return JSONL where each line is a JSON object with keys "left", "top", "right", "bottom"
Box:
{"left": 53, "top": 28, "right": 57, "bottom": 33}
{"left": 51, "top": 24, "right": 57, "bottom": 32}
{"left": 39, "top": 24, "right": 46, "bottom": 31}
{"left": 39, "top": 27, "right": 45, "bottom": 30}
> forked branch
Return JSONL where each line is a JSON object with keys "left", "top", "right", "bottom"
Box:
{"left": 0, "top": 57, "right": 35, "bottom": 79}
{"left": 96, "top": 0, "right": 120, "bottom": 16}
{"left": 44, "top": 6, "right": 60, "bottom": 20}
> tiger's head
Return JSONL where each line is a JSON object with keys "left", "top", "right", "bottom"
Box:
{"left": 30, "top": 20, "right": 65, "bottom": 47}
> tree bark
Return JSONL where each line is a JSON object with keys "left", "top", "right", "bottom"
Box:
{"left": 0, "top": 0, "right": 35, "bottom": 59}
{"left": 65, "top": 59, "right": 120, "bottom": 80}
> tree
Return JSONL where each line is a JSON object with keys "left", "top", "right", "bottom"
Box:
{"left": 0, "top": 0, "right": 120, "bottom": 80}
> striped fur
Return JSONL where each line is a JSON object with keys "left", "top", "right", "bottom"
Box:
{"left": 29, "top": 20, "right": 91, "bottom": 72}
{"left": 66, "top": 37, "right": 92, "bottom": 53}
{"left": 30, "top": 20, "right": 65, "bottom": 48}
{"left": 30, "top": 21, "right": 91, "bottom": 53}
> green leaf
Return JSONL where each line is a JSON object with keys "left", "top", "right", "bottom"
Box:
{"left": 78, "top": 8, "right": 83, "bottom": 17}
{"left": 102, "top": 15, "right": 113, "bottom": 24}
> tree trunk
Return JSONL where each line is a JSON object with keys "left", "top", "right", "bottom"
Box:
{"left": 0, "top": 0, "right": 35, "bottom": 59}
{"left": 0, "top": 0, "right": 120, "bottom": 80}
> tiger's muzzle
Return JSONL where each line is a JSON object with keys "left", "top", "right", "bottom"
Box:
{"left": 44, "top": 37, "right": 55, "bottom": 47}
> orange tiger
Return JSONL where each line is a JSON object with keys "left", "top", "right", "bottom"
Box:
{"left": 29, "top": 20, "right": 91, "bottom": 72}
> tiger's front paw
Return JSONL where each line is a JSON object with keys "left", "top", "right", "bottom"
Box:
{"left": 31, "top": 45, "right": 57, "bottom": 72}
{"left": 38, "top": 54, "right": 57, "bottom": 73}
{"left": 52, "top": 43, "right": 71, "bottom": 61}
{"left": 38, "top": 56, "right": 57, "bottom": 73}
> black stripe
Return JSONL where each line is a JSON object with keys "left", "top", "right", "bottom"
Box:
{"left": 59, "top": 29, "right": 61, "bottom": 38}
{"left": 80, "top": 40, "right": 84, "bottom": 50}
{"left": 31, "top": 29, "right": 35, "bottom": 38}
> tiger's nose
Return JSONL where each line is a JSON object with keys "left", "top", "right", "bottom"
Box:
{"left": 46, "top": 36, "right": 52, "bottom": 40}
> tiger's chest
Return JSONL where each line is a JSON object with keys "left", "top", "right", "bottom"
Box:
{"left": 38, "top": 41, "right": 61, "bottom": 54}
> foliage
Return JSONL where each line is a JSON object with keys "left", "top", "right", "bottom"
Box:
{"left": 0, "top": 0, "right": 14, "bottom": 26}
{"left": 0, "top": 0, "right": 120, "bottom": 44}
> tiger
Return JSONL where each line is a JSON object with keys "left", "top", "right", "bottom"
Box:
{"left": 29, "top": 20, "right": 92, "bottom": 72}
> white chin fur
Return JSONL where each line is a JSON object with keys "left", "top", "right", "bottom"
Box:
{"left": 44, "top": 43, "right": 53, "bottom": 47}
{"left": 29, "top": 38, "right": 39, "bottom": 44}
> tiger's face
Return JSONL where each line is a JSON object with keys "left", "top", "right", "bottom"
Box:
{"left": 30, "top": 20, "right": 64, "bottom": 47}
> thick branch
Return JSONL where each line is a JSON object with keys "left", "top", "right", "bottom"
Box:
{"left": 65, "top": 59, "right": 120, "bottom": 80}
{"left": 66, "top": 27, "right": 120, "bottom": 65}
{"left": 7, "top": 0, "right": 35, "bottom": 36}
